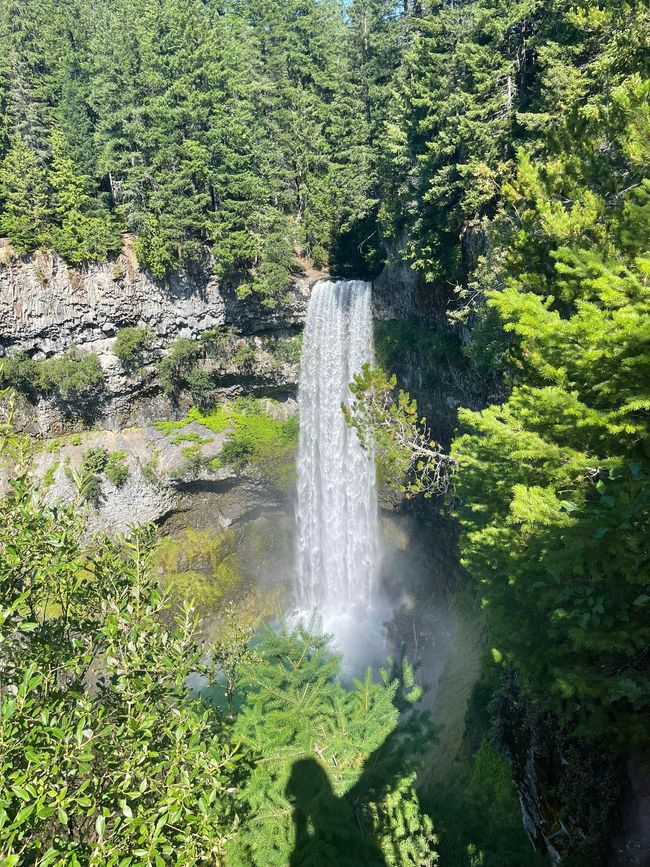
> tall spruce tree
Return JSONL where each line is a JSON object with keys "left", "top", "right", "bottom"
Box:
{"left": 0, "top": 133, "right": 51, "bottom": 253}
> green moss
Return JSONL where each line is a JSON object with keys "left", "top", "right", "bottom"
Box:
{"left": 213, "top": 401, "right": 298, "bottom": 488}
{"left": 186, "top": 404, "right": 233, "bottom": 434}
{"left": 153, "top": 528, "right": 242, "bottom": 608}
{"left": 169, "top": 431, "right": 211, "bottom": 445}
{"left": 157, "top": 398, "right": 298, "bottom": 488}
{"left": 154, "top": 418, "right": 191, "bottom": 434}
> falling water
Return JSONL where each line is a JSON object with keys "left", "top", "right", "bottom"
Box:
{"left": 295, "top": 279, "right": 380, "bottom": 635}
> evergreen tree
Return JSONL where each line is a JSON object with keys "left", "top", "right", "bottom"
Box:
{"left": 49, "top": 127, "right": 120, "bottom": 263}
{"left": 0, "top": 133, "right": 50, "bottom": 252}
{"left": 226, "top": 623, "right": 436, "bottom": 866}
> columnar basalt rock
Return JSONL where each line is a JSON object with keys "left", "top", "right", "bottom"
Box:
{"left": 0, "top": 247, "right": 311, "bottom": 357}
{"left": 0, "top": 248, "right": 316, "bottom": 432}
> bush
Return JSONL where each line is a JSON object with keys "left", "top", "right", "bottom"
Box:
{"left": 157, "top": 338, "right": 203, "bottom": 396}
{"left": 105, "top": 450, "right": 130, "bottom": 487}
{"left": 0, "top": 463, "right": 241, "bottom": 862}
{"left": 1, "top": 349, "right": 105, "bottom": 403}
{"left": 233, "top": 342, "right": 258, "bottom": 372}
{"left": 186, "top": 367, "right": 213, "bottom": 406}
{"left": 39, "top": 349, "right": 104, "bottom": 397}
{"left": 140, "top": 456, "right": 161, "bottom": 487}
{"left": 0, "top": 353, "right": 40, "bottom": 395}
{"left": 73, "top": 445, "right": 109, "bottom": 504}
{"left": 269, "top": 334, "right": 302, "bottom": 368}
{"left": 69, "top": 447, "right": 129, "bottom": 502}
{"left": 201, "top": 325, "right": 239, "bottom": 363}
{"left": 113, "top": 326, "right": 153, "bottom": 369}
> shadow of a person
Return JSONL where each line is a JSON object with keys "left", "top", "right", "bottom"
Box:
{"left": 286, "top": 758, "right": 388, "bottom": 867}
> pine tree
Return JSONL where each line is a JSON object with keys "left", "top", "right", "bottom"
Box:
{"left": 49, "top": 127, "right": 120, "bottom": 263}
{"left": 226, "top": 623, "right": 437, "bottom": 866}
{"left": 0, "top": 132, "right": 51, "bottom": 252}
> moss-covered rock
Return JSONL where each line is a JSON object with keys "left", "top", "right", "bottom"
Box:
{"left": 153, "top": 527, "right": 242, "bottom": 610}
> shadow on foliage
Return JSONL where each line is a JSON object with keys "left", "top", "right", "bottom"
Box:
{"left": 331, "top": 211, "right": 386, "bottom": 280}
{"left": 286, "top": 679, "right": 436, "bottom": 867}
{"left": 286, "top": 758, "right": 387, "bottom": 867}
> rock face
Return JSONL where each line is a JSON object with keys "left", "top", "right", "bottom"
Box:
{"left": 0, "top": 248, "right": 310, "bottom": 357}
{"left": 12, "top": 395, "right": 298, "bottom": 534}
{"left": 0, "top": 249, "right": 315, "bottom": 433}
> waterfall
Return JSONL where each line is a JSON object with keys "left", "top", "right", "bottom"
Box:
{"left": 295, "top": 279, "right": 379, "bottom": 626}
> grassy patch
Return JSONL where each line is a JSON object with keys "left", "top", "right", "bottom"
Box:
{"left": 158, "top": 398, "right": 299, "bottom": 489}
{"left": 169, "top": 431, "right": 211, "bottom": 445}
{"left": 154, "top": 418, "right": 191, "bottom": 435}
{"left": 105, "top": 450, "right": 130, "bottom": 487}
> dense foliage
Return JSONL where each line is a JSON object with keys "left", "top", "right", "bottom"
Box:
{"left": 0, "top": 394, "right": 435, "bottom": 865}
{"left": 0, "top": 0, "right": 403, "bottom": 299}
{"left": 0, "top": 416, "right": 243, "bottom": 864}
{"left": 1, "top": 0, "right": 648, "bottom": 860}
{"left": 347, "top": 0, "right": 650, "bottom": 747}
{"left": 346, "top": 0, "right": 648, "bottom": 857}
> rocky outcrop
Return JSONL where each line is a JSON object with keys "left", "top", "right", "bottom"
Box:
{"left": 0, "top": 247, "right": 310, "bottom": 357}
{"left": 491, "top": 668, "right": 625, "bottom": 865}
{"left": 17, "top": 396, "right": 298, "bottom": 535}
{"left": 0, "top": 248, "right": 314, "bottom": 433}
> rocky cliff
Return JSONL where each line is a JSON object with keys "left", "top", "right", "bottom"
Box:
{"left": 0, "top": 246, "right": 311, "bottom": 355}
{"left": 0, "top": 247, "right": 315, "bottom": 433}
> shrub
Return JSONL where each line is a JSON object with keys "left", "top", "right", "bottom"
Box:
{"left": 141, "top": 456, "right": 161, "bottom": 487}
{"left": 0, "top": 465, "right": 240, "bottom": 862}
{"left": 66, "top": 445, "right": 109, "bottom": 504}
{"left": 186, "top": 367, "right": 213, "bottom": 406}
{"left": 39, "top": 349, "right": 104, "bottom": 397}
{"left": 113, "top": 326, "right": 153, "bottom": 368}
{"left": 0, "top": 353, "right": 40, "bottom": 395}
{"left": 157, "top": 338, "right": 203, "bottom": 396}
{"left": 270, "top": 334, "right": 302, "bottom": 367}
{"left": 42, "top": 459, "right": 60, "bottom": 489}
{"left": 233, "top": 342, "right": 257, "bottom": 372}
{"left": 0, "top": 350, "right": 104, "bottom": 402}
{"left": 201, "top": 325, "right": 239, "bottom": 363}
{"left": 105, "top": 450, "right": 130, "bottom": 487}
{"left": 80, "top": 446, "right": 110, "bottom": 475}
{"left": 67, "top": 447, "right": 129, "bottom": 501}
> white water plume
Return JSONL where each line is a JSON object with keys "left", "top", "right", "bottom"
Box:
{"left": 295, "top": 280, "right": 383, "bottom": 660}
